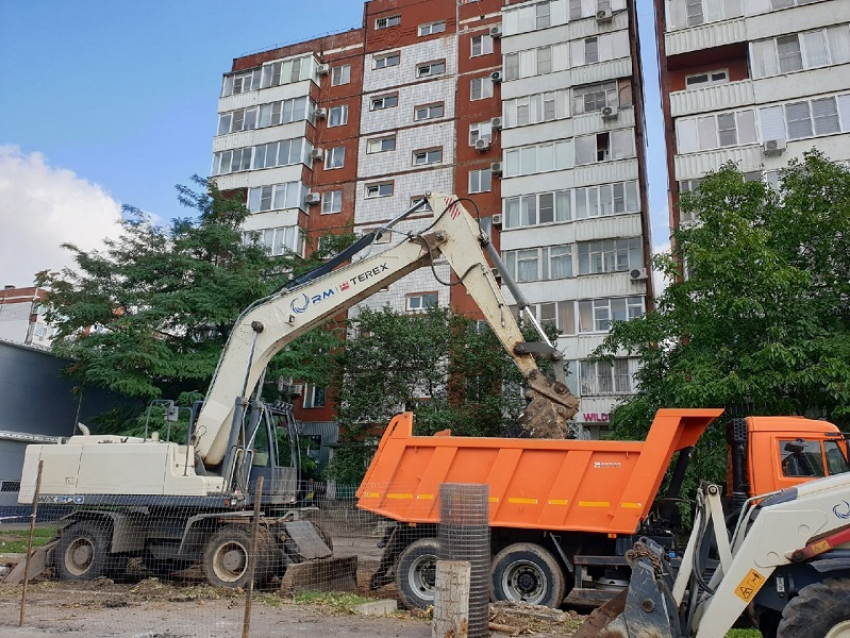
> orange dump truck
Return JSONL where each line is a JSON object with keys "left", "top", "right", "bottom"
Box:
{"left": 357, "top": 408, "right": 849, "bottom": 609}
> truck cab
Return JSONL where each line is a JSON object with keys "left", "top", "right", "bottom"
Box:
{"left": 746, "top": 416, "right": 850, "bottom": 495}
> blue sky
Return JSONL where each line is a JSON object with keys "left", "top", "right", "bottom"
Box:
{"left": 0, "top": 0, "right": 668, "bottom": 287}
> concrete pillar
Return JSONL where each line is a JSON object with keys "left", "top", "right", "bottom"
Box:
{"left": 432, "top": 560, "right": 471, "bottom": 638}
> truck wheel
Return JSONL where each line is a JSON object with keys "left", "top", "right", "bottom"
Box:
{"left": 202, "top": 525, "right": 271, "bottom": 589}
{"left": 396, "top": 538, "right": 438, "bottom": 609}
{"left": 55, "top": 520, "right": 112, "bottom": 581}
{"left": 491, "top": 542, "right": 565, "bottom": 607}
{"left": 777, "top": 578, "right": 850, "bottom": 638}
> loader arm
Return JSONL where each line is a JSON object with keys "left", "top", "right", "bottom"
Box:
{"left": 194, "top": 193, "right": 579, "bottom": 466}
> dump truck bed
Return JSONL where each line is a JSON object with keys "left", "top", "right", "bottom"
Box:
{"left": 357, "top": 409, "right": 723, "bottom": 535}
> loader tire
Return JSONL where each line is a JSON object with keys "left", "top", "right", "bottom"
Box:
{"left": 202, "top": 525, "right": 273, "bottom": 589}
{"left": 777, "top": 578, "right": 850, "bottom": 638}
{"left": 55, "top": 520, "right": 112, "bottom": 581}
{"left": 396, "top": 538, "right": 438, "bottom": 610}
{"left": 491, "top": 542, "right": 566, "bottom": 607}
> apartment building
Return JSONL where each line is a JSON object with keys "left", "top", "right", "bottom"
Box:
{"left": 210, "top": 0, "right": 652, "bottom": 437}
{"left": 656, "top": 0, "right": 850, "bottom": 231}
{"left": 0, "top": 286, "right": 55, "bottom": 349}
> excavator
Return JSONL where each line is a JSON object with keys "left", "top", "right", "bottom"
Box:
{"left": 17, "top": 192, "right": 578, "bottom": 589}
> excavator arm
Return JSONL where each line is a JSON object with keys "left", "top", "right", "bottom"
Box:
{"left": 194, "top": 193, "right": 578, "bottom": 467}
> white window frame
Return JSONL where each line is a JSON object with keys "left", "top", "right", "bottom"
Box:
{"left": 685, "top": 69, "right": 729, "bottom": 88}
{"left": 469, "top": 121, "right": 493, "bottom": 146}
{"left": 471, "top": 34, "right": 494, "bottom": 57}
{"left": 419, "top": 20, "right": 446, "bottom": 36}
{"left": 303, "top": 384, "right": 327, "bottom": 408}
{"left": 413, "top": 148, "right": 443, "bottom": 166}
{"left": 578, "top": 297, "right": 645, "bottom": 333}
{"left": 470, "top": 77, "right": 494, "bottom": 101}
{"left": 245, "top": 225, "right": 302, "bottom": 257}
{"left": 328, "top": 104, "right": 349, "bottom": 127}
{"left": 572, "top": 81, "right": 619, "bottom": 115}
{"left": 503, "top": 140, "right": 573, "bottom": 178}
{"left": 503, "top": 189, "right": 573, "bottom": 229}
{"left": 371, "top": 94, "right": 399, "bottom": 110}
{"left": 366, "top": 182, "right": 394, "bottom": 198}
{"left": 752, "top": 27, "right": 850, "bottom": 79}
{"left": 321, "top": 190, "right": 342, "bottom": 214}
{"left": 675, "top": 108, "right": 757, "bottom": 153}
{"left": 406, "top": 292, "right": 439, "bottom": 312}
{"left": 503, "top": 244, "right": 574, "bottom": 283}
{"left": 375, "top": 14, "right": 401, "bottom": 30}
{"left": 577, "top": 237, "right": 643, "bottom": 275}
{"left": 247, "top": 181, "right": 306, "bottom": 213}
{"left": 331, "top": 64, "right": 351, "bottom": 86}
{"left": 468, "top": 168, "right": 492, "bottom": 194}
{"left": 325, "top": 146, "right": 345, "bottom": 169}
{"left": 580, "top": 359, "right": 633, "bottom": 396}
{"left": 367, "top": 135, "right": 396, "bottom": 154}
{"left": 417, "top": 60, "right": 446, "bottom": 78}
{"left": 414, "top": 102, "right": 445, "bottom": 120}
{"left": 374, "top": 52, "right": 401, "bottom": 69}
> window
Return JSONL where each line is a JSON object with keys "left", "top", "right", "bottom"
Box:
{"left": 321, "top": 190, "right": 342, "bottom": 214}
{"left": 752, "top": 27, "right": 850, "bottom": 79}
{"left": 222, "top": 68, "right": 261, "bottom": 96}
{"left": 247, "top": 182, "right": 306, "bottom": 212}
{"left": 574, "top": 182, "right": 640, "bottom": 219}
{"left": 504, "top": 190, "right": 572, "bottom": 228}
{"left": 328, "top": 105, "right": 348, "bottom": 127}
{"left": 470, "top": 77, "right": 494, "bottom": 100}
{"left": 367, "top": 135, "right": 396, "bottom": 153}
{"left": 417, "top": 60, "right": 446, "bottom": 78}
{"left": 410, "top": 196, "right": 433, "bottom": 213}
{"left": 259, "top": 57, "right": 308, "bottom": 88}
{"left": 578, "top": 237, "right": 643, "bottom": 275}
{"left": 578, "top": 297, "right": 644, "bottom": 332}
{"left": 772, "top": 0, "right": 826, "bottom": 7}
{"left": 419, "top": 20, "right": 446, "bottom": 36}
{"left": 503, "top": 43, "right": 569, "bottom": 81}
{"left": 574, "top": 130, "right": 636, "bottom": 165}
{"left": 675, "top": 109, "right": 757, "bottom": 153}
{"left": 504, "top": 90, "right": 570, "bottom": 127}
{"left": 523, "top": 301, "right": 576, "bottom": 335}
{"left": 471, "top": 34, "right": 493, "bottom": 57}
{"left": 211, "top": 147, "right": 253, "bottom": 175}
{"left": 366, "top": 182, "right": 394, "bottom": 198}
{"left": 469, "top": 121, "right": 492, "bottom": 146}
{"left": 332, "top": 64, "right": 351, "bottom": 86}
{"left": 685, "top": 69, "right": 729, "bottom": 88}
{"left": 580, "top": 359, "right": 633, "bottom": 395}
{"left": 536, "top": 2, "right": 551, "bottom": 28}
{"left": 375, "top": 52, "right": 400, "bottom": 69}
{"left": 812, "top": 97, "right": 841, "bottom": 135}
{"left": 469, "top": 168, "right": 492, "bottom": 194}
{"left": 504, "top": 140, "right": 572, "bottom": 177}
{"left": 245, "top": 225, "right": 301, "bottom": 257}
{"left": 584, "top": 37, "right": 599, "bottom": 64}
{"left": 325, "top": 146, "right": 345, "bottom": 169}
{"left": 759, "top": 94, "right": 850, "bottom": 142}
{"left": 413, "top": 148, "right": 443, "bottom": 165}
{"left": 303, "top": 384, "right": 326, "bottom": 409}
{"left": 537, "top": 46, "right": 552, "bottom": 74}
{"left": 375, "top": 14, "right": 401, "bottom": 29}
{"left": 572, "top": 81, "right": 618, "bottom": 114}
{"left": 503, "top": 245, "right": 573, "bottom": 283}
{"left": 685, "top": 0, "right": 704, "bottom": 26}
{"left": 248, "top": 138, "right": 311, "bottom": 170}
{"left": 407, "top": 293, "right": 438, "bottom": 312}
{"left": 371, "top": 94, "right": 398, "bottom": 110}
{"left": 415, "top": 102, "right": 444, "bottom": 120}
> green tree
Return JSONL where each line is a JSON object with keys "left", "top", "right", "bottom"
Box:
{"left": 38, "top": 177, "right": 350, "bottom": 431}
{"left": 595, "top": 152, "right": 850, "bottom": 482}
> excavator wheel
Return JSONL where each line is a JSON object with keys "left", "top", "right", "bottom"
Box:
{"left": 776, "top": 578, "right": 850, "bottom": 638}
{"left": 202, "top": 524, "right": 273, "bottom": 589}
{"left": 55, "top": 520, "right": 113, "bottom": 581}
{"left": 491, "top": 542, "right": 566, "bottom": 607}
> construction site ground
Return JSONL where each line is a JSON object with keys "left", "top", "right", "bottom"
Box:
{"left": 0, "top": 534, "right": 584, "bottom": 638}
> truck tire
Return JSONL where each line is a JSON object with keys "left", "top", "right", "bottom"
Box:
{"left": 777, "top": 578, "right": 850, "bottom": 638}
{"left": 202, "top": 525, "right": 272, "bottom": 589}
{"left": 396, "top": 538, "right": 438, "bottom": 609}
{"left": 491, "top": 542, "right": 566, "bottom": 607}
{"left": 55, "top": 520, "right": 112, "bottom": 581}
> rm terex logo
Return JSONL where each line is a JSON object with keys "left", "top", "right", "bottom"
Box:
{"left": 291, "top": 263, "right": 390, "bottom": 315}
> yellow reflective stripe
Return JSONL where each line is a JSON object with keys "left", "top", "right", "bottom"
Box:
{"left": 547, "top": 499, "right": 570, "bottom": 506}
{"left": 507, "top": 497, "right": 538, "bottom": 505}
{"left": 386, "top": 493, "right": 414, "bottom": 500}
{"left": 578, "top": 501, "right": 610, "bottom": 508}
{"left": 416, "top": 494, "right": 434, "bottom": 500}
{"left": 363, "top": 492, "right": 381, "bottom": 498}
{"left": 621, "top": 502, "right": 642, "bottom": 509}
{"left": 488, "top": 496, "right": 500, "bottom": 503}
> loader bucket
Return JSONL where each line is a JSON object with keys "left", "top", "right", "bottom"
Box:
{"left": 279, "top": 555, "right": 358, "bottom": 594}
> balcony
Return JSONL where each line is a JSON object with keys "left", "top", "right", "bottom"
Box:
{"left": 670, "top": 80, "right": 755, "bottom": 118}
{"left": 665, "top": 18, "right": 746, "bottom": 57}
{"left": 674, "top": 144, "right": 763, "bottom": 181}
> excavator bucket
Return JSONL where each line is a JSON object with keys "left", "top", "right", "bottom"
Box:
{"left": 275, "top": 521, "right": 358, "bottom": 594}
{"left": 572, "top": 540, "right": 684, "bottom": 638}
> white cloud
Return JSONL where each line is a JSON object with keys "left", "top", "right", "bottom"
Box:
{"left": 0, "top": 146, "right": 123, "bottom": 287}
{"left": 652, "top": 240, "right": 672, "bottom": 300}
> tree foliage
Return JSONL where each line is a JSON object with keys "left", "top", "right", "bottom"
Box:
{"left": 596, "top": 152, "right": 850, "bottom": 483}
{"left": 38, "top": 177, "right": 352, "bottom": 428}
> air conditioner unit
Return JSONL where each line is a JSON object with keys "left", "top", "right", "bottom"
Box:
{"left": 288, "top": 384, "right": 304, "bottom": 397}
{"left": 629, "top": 267, "right": 649, "bottom": 282}
{"left": 596, "top": 8, "right": 613, "bottom": 22}
{"left": 491, "top": 116, "right": 503, "bottom": 130}
{"left": 491, "top": 70, "right": 503, "bottom": 83}
{"left": 489, "top": 25, "right": 503, "bottom": 38}
{"left": 314, "top": 107, "right": 327, "bottom": 120}
{"left": 763, "top": 139, "right": 787, "bottom": 156}
{"left": 490, "top": 161, "right": 502, "bottom": 175}
{"left": 310, "top": 148, "right": 324, "bottom": 161}
{"left": 601, "top": 105, "right": 619, "bottom": 120}
{"left": 474, "top": 138, "right": 491, "bottom": 152}
{"left": 317, "top": 63, "right": 330, "bottom": 75}
{"left": 492, "top": 213, "right": 503, "bottom": 226}
{"left": 305, "top": 192, "right": 321, "bottom": 205}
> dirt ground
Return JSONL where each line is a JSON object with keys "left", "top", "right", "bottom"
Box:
{"left": 0, "top": 536, "right": 584, "bottom": 638}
